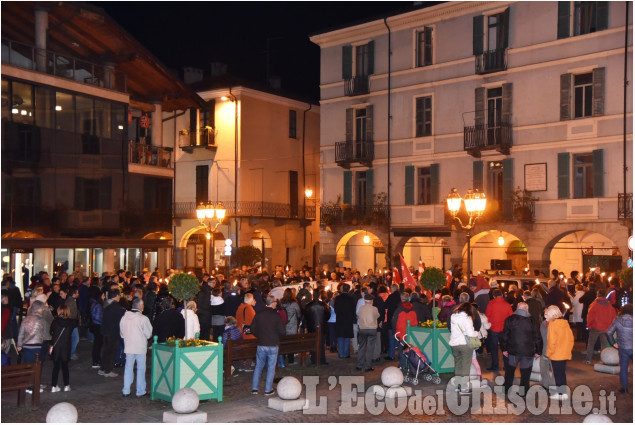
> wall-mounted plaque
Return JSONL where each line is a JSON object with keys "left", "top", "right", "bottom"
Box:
{"left": 524, "top": 163, "right": 547, "bottom": 192}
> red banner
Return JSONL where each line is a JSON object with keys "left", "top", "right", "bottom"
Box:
{"left": 399, "top": 253, "right": 418, "bottom": 290}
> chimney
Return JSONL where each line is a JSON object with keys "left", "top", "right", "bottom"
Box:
{"left": 182, "top": 67, "right": 204, "bottom": 84}
{"left": 210, "top": 62, "right": 228, "bottom": 77}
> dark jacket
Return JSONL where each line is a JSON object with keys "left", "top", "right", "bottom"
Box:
{"left": 384, "top": 291, "right": 402, "bottom": 328}
{"left": 304, "top": 299, "right": 330, "bottom": 333}
{"left": 222, "top": 291, "right": 242, "bottom": 318}
{"left": 102, "top": 301, "right": 126, "bottom": 336}
{"left": 580, "top": 288, "right": 597, "bottom": 321}
{"left": 545, "top": 287, "right": 571, "bottom": 313}
{"left": 196, "top": 285, "right": 212, "bottom": 316}
{"left": 152, "top": 309, "right": 185, "bottom": 343}
{"left": 334, "top": 293, "right": 356, "bottom": 338}
{"left": 251, "top": 307, "right": 285, "bottom": 346}
{"left": 500, "top": 309, "right": 542, "bottom": 358}
{"left": 50, "top": 317, "right": 75, "bottom": 362}
{"left": 526, "top": 297, "right": 543, "bottom": 327}
{"left": 411, "top": 299, "right": 432, "bottom": 323}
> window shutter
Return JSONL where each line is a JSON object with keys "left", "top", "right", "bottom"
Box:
{"left": 502, "top": 83, "right": 513, "bottom": 125}
{"left": 366, "top": 169, "right": 374, "bottom": 206}
{"left": 502, "top": 158, "right": 514, "bottom": 220}
{"left": 592, "top": 149, "right": 604, "bottom": 198}
{"left": 557, "top": 1, "right": 570, "bottom": 39}
{"left": 475, "top": 87, "right": 485, "bottom": 126}
{"left": 405, "top": 166, "right": 415, "bottom": 205}
{"left": 473, "top": 161, "right": 483, "bottom": 191}
{"left": 560, "top": 73, "right": 572, "bottom": 121}
{"left": 430, "top": 163, "right": 440, "bottom": 204}
{"left": 343, "top": 171, "right": 352, "bottom": 205}
{"left": 74, "top": 177, "right": 84, "bottom": 210}
{"left": 557, "top": 152, "right": 571, "bottom": 199}
{"left": 502, "top": 8, "right": 510, "bottom": 48}
{"left": 592, "top": 67, "right": 605, "bottom": 117}
{"left": 596, "top": 2, "right": 609, "bottom": 31}
{"left": 473, "top": 15, "right": 484, "bottom": 55}
{"left": 365, "top": 105, "right": 373, "bottom": 142}
{"left": 367, "top": 40, "right": 375, "bottom": 75}
{"left": 345, "top": 108, "right": 353, "bottom": 142}
{"left": 342, "top": 45, "right": 353, "bottom": 79}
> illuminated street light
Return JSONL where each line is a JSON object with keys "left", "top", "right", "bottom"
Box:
{"left": 446, "top": 188, "right": 487, "bottom": 276}
{"left": 196, "top": 201, "right": 226, "bottom": 233}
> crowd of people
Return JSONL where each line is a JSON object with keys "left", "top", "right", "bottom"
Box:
{"left": 0, "top": 262, "right": 632, "bottom": 399}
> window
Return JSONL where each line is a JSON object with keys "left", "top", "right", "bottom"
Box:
{"left": 416, "top": 27, "right": 433, "bottom": 67}
{"left": 55, "top": 92, "right": 74, "bottom": 132}
{"left": 195, "top": 165, "right": 209, "bottom": 205}
{"left": 289, "top": 171, "right": 298, "bottom": 216}
{"left": 487, "top": 87, "right": 502, "bottom": 144}
{"left": 342, "top": 41, "right": 374, "bottom": 78}
{"left": 573, "top": 153, "right": 594, "bottom": 198}
{"left": 74, "top": 177, "right": 111, "bottom": 210}
{"left": 560, "top": 68, "right": 604, "bottom": 120}
{"left": 574, "top": 73, "right": 593, "bottom": 118}
{"left": 345, "top": 106, "right": 373, "bottom": 162}
{"left": 289, "top": 110, "right": 297, "bottom": 139}
{"left": 558, "top": 150, "right": 604, "bottom": 199}
{"left": 415, "top": 96, "right": 432, "bottom": 137}
{"left": 558, "top": 2, "right": 609, "bottom": 38}
{"left": 473, "top": 9, "right": 509, "bottom": 55}
{"left": 488, "top": 161, "right": 504, "bottom": 205}
{"left": 356, "top": 171, "right": 367, "bottom": 210}
{"left": 487, "top": 12, "right": 507, "bottom": 51}
{"left": 11, "top": 81, "right": 34, "bottom": 125}
{"left": 355, "top": 109, "right": 367, "bottom": 159}
{"left": 417, "top": 167, "right": 431, "bottom": 205}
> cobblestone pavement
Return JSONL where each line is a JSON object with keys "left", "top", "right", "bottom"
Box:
{"left": 1, "top": 339, "right": 632, "bottom": 423}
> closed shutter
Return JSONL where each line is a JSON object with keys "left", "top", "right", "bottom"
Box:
{"left": 557, "top": 2, "right": 570, "bottom": 39}
{"left": 430, "top": 163, "right": 440, "bottom": 204}
{"left": 473, "top": 161, "right": 483, "bottom": 191}
{"left": 560, "top": 73, "right": 572, "bottom": 121}
{"left": 502, "top": 158, "right": 514, "bottom": 220}
{"left": 365, "top": 105, "right": 373, "bottom": 142}
{"left": 345, "top": 108, "right": 353, "bottom": 142}
{"left": 74, "top": 177, "right": 84, "bottom": 210}
{"left": 473, "top": 15, "right": 484, "bottom": 55}
{"left": 592, "top": 67, "right": 605, "bottom": 117}
{"left": 596, "top": 2, "right": 609, "bottom": 31}
{"left": 100, "top": 177, "right": 112, "bottom": 209}
{"left": 405, "top": 166, "right": 415, "bottom": 205}
{"left": 195, "top": 165, "right": 209, "bottom": 205}
{"left": 343, "top": 171, "right": 353, "bottom": 205}
{"left": 592, "top": 149, "right": 604, "bottom": 198}
{"left": 557, "top": 152, "right": 571, "bottom": 199}
{"left": 342, "top": 45, "right": 353, "bottom": 79}
{"left": 367, "top": 40, "right": 375, "bottom": 75}
{"left": 366, "top": 169, "right": 374, "bottom": 206}
{"left": 502, "top": 8, "right": 510, "bottom": 48}
{"left": 475, "top": 87, "right": 485, "bottom": 126}
{"left": 502, "top": 82, "right": 513, "bottom": 125}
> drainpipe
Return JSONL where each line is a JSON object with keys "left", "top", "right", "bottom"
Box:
{"left": 230, "top": 88, "right": 239, "bottom": 250}
{"left": 624, "top": 1, "right": 629, "bottom": 200}
{"left": 384, "top": 18, "right": 392, "bottom": 269}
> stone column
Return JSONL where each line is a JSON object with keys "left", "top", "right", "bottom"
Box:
{"left": 103, "top": 249, "right": 115, "bottom": 273}
{"left": 151, "top": 102, "right": 163, "bottom": 147}
{"left": 174, "top": 247, "right": 186, "bottom": 271}
{"left": 34, "top": 6, "right": 48, "bottom": 73}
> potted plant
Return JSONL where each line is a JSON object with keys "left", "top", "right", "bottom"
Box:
{"left": 151, "top": 273, "right": 223, "bottom": 403}
{"left": 511, "top": 187, "right": 536, "bottom": 223}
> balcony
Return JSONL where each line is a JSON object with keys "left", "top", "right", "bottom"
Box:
{"left": 344, "top": 75, "right": 370, "bottom": 96}
{"left": 463, "top": 121, "right": 511, "bottom": 158}
{"left": 179, "top": 127, "right": 217, "bottom": 153}
{"left": 2, "top": 39, "right": 126, "bottom": 91}
{"left": 128, "top": 142, "right": 172, "bottom": 175}
{"left": 335, "top": 141, "right": 374, "bottom": 168}
{"left": 174, "top": 201, "right": 316, "bottom": 221}
{"left": 618, "top": 193, "right": 633, "bottom": 221}
{"left": 475, "top": 48, "right": 507, "bottom": 74}
{"left": 320, "top": 204, "right": 389, "bottom": 227}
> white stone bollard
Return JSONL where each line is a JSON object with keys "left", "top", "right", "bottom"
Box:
{"left": 600, "top": 347, "right": 619, "bottom": 366}
{"left": 46, "top": 402, "right": 78, "bottom": 423}
{"left": 172, "top": 388, "right": 199, "bottom": 414}
{"left": 582, "top": 413, "right": 613, "bottom": 423}
{"left": 277, "top": 376, "right": 303, "bottom": 400}
{"left": 381, "top": 366, "right": 404, "bottom": 387}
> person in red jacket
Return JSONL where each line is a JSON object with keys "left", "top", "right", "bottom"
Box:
{"left": 485, "top": 289, "right": 513, "bottom": 371}
{"left": 585, "top": 288, "right": 616, "bottom": 365}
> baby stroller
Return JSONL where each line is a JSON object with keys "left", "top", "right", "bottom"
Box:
{"left": 396, "top": 334, "right": 441, "bottom": 385}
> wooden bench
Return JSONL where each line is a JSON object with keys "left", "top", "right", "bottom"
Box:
{"left": 224, "top": 326, "right": 322, "bottom": 379}
{"left": 1, "top": 357, "right": 42, "bottom": 407}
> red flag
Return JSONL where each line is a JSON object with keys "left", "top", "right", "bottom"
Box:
{"left": 445, "top": 270, "right": 453, "bottom": 289}
{"left": 399, "top": 253, "right": 418, "bottom": 290}
{"left": 392, "top": 267, "right": 401, "bottom": 284}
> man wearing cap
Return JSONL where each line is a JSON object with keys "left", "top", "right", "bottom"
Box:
{"left": 356, "top": 294, "right": 379, "bottom": 372}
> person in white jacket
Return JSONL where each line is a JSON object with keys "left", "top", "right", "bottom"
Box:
{"left": 181, "top": 300, "right": 201, "bottom": 340}
{"left": 449, "top": 302, "right": 480, "bottom": 394}
{"left": 570, "top": 284, "right": 586, "bottom": 341}
{"left": 119, "top": 297, "right": 152, "bottom": 397}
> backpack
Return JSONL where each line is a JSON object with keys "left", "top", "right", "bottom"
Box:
{"left": 277, "top": 307, "right": 288, "bottom": 325}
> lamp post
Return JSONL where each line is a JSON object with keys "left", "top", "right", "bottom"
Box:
{"left": 446, "top": 188, "right": 487, "bottom": 276}
{"left": 196, "top": 201, "right": 227, "bottom": 273}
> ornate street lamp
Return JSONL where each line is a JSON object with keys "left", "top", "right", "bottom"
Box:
{"left": 446, "top": 188, "right": 487, "bottom": 276}
{"left": 196, "top": 201, "right": 227, "bottom": 236}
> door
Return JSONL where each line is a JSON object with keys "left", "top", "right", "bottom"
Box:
{"left": 289, "top": 171, "right": 298, "bottom": 218}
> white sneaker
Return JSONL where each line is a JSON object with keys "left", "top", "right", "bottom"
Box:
{"left": 98, "top": 370, "right": 106, "bottom": 376}
{"left": 51, "top": 386, "right": 61, "bottom": 393}
{"left": 63, "top": 385, "right": 71, "bottom": 392}
{"left": 104, "top": 372, "right": 119, "bottom": 378}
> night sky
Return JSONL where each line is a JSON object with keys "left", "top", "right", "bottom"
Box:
{"left": 94, "top": 1, "right": 437, "bottom": 101}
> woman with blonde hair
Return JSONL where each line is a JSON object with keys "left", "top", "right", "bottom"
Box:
{"left": 181, "top": 300, "right": 200, "bottom": 340}
{"left": 545, "top": 304, "right": 574, "bottom": 400}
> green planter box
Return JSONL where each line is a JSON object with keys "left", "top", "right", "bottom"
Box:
{"left": 406, "top": 323, "right": 454, "bottom": 373}
{"left": 151, "top": 336, "right": 223, "bottom": 402}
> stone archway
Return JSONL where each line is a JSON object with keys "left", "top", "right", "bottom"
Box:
{"left": 334, "top": 230, "right": 383, "bottom": 271}
{"left": 543, "top": 229, "right": 622, "bottom": 276}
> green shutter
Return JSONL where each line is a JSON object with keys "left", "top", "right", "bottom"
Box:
{"left": 343, "top": 171, "right": 352, "bottom": 205}
{"left": 596, "top": 2, "right": 609, "bottom": 31}
{"left": 502, "top": 158, "right": 514, "bottom": 220}
{"left": 475, "top": 87, "right": 485, "bottom": 125}
{"left": 558, "top": 152, "right": 571, "bottom": 199}
{"left": 405, "top": 166, "right": 415, "bottom": 205}
{"left": 502, "top": 83, "right": 513, "bottom": 125}
{"left": 502, "top": 8, "right": 510, "bottom": 48}
{"left": 592, "top": 67, "right": 605, "bottom": 117}
{"left": 345, "top": 108, "right": 353, "bottom": 142}
{"left": 342, "top": 45, "right": 353, "bottom": 79}
{"left": 366, "top": 169, "right": 374, "bottom": 206}
{"left": 430, "top": 163, "right": 440, "bottom": 204}
{"left": 557, "top": 1, "right": 570, "bottom": 39}
{"left": 593, "top": 149, "right": 604, "bottom": 198}
{"left": 367, "top": 40, "right": 375, "bottom": 75}
{"left": 473, "top": 161, "right": 483, "bottom": 191}
{"left": 473, "top": 15, "right": 484, "bottom": 55}
{"left": 560, "top": 73, "right": 572, "bottom": 121}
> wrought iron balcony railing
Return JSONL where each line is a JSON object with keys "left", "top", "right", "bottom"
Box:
{"left": 129, "top": 142, "right": 172, "bottom": 168}
{"left": 618, "top": 193, "right": 633, "bottom": 220}
{"left": 174, "top": 201, "right": 316, "bottom": 221}
{"left": 320, "top": 204, "right": 389, "bottom": 227}
{"left": 335, "top": 141, "right": 374, "bottom": 168}
{"left": 179, "top": 127, "right": 217, "bottom": 153}
{"left": 463, "top": 121, "right": 511, "bottom": 157}
{"left": 344, "top": 75, "right": 370, "bottom": 96}
{"left": 2, "top": 39, "right": 127, "bottom": 91}
{"left": 475, "top": 48, "right": 507, "bottom": 74}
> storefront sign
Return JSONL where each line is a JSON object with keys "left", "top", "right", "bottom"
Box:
{"left": 11, "top": 248, "right": 34, "bottom": 254}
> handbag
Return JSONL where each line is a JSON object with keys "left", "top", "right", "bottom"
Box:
{"left": 49, "top": 328, "right": 66, "bottom": 356}
{"left": 458, "top": 323, "right": 482, "bottom": 349}
{"left": 241, "top": 307, "right": 252, "bottom": 335}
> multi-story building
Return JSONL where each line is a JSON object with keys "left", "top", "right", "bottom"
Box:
{"left": 311, "top": 1, "right": 632, "bottom": 275}
{"left": 1, "top": 2, "right": 203, "bottom": 288}
{"left": 173, "top": 75, "right": 321, "bottom": 274}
